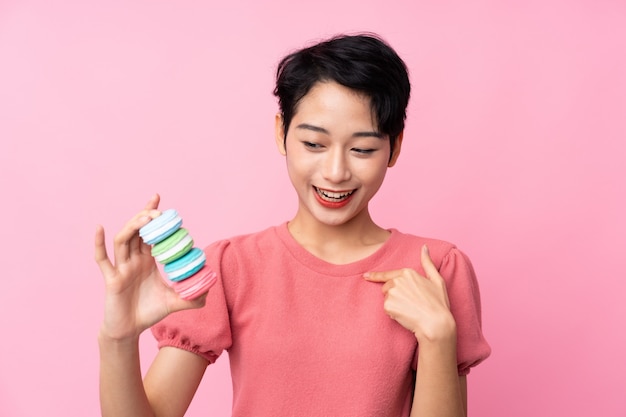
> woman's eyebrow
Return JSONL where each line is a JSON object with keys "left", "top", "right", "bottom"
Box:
{"left": 296, "top": 123, "right": 328, "bottom": 134}
{"left": 295, "top": 123, "right": 383, "bottom": 138}
{"left": 353, "top": 131, "right": 384, "bottom": 138}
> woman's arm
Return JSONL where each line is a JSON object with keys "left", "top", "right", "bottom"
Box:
{"left": 99, "top": 337, "right": 208, "bottom": 417}
{"left": 144, "top": 347, "right": 209, "bottom": 416}
{"left": 410, "top": 333, "right": 466, "bottom": 417}
{"left": 365, "top": 245, "right": 466, "bottom": 417}
{"left": 96, "top": 195, "right": 210, "bottom": 417}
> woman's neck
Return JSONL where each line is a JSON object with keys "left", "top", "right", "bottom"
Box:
{"left": 287, "top": 209, "right": 390, "bottom": 264}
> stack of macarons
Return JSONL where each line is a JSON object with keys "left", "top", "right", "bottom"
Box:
{"left": 139, "top": 209, "right": 216, "bottom": 300}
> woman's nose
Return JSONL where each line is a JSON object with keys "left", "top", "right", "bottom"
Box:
{"left": 322, "top": 148, "right": 351, "bottom": 183}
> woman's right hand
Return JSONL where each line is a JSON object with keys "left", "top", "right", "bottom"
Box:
{"left": 95, "top": 194, "right": 207, "bottom": 341}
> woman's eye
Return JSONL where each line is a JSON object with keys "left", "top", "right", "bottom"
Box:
{"left": 303, "top": 141, "right": 322, "bottom": 149}
{"left": 352, "top": 148, "right": 376, "bottom": 155}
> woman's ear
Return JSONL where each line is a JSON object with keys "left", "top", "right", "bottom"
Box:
{"left": 388, "top": 131, "right": 403, "bottom": 167}
{"left": 275, "top": 113, "right": 287, "bottom": 156}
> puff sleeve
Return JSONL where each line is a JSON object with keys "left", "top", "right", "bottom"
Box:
{"left": 438, "top": 247, "right": 491, "bottom": 375}
{"left": 151, "top": 240, "right": 234, "bottom": 364}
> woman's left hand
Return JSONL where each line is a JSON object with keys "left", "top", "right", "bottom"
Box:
{"left": 364, "top": 245, "right": 457, "bottom": 343}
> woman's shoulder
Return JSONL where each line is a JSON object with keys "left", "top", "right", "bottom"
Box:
{"left": 390, "top": 228, "right": 458, "bottom": 255}
{"left": 388, "top": 229, "right": 477, "bottom": 273}
{"left": 204, "top": 223, "right": 285, "bottom": 258}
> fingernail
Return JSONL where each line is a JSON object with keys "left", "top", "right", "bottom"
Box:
{"left": 363, "top": 272, "right": 371, "bottom": 278}
{"left": 422, "top": 245, "right": 429, "bottom": 255}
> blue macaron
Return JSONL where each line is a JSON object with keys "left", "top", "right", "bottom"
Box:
{"left": 164, "top": 247, "right": 206, "bottom": 282}
{"left": 139, "top": 209, "right": 183, "bottom": 245}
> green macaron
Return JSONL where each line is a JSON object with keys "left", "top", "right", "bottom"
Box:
{"left": 151, "top": 228, "right": 194, "bottom": 264}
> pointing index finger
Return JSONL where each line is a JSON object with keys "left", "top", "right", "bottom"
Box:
{"left": 363, "top": 269, "right": 406, "bottom": 282}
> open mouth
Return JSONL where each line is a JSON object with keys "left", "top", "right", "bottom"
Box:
{"left": 314, "top": 186, "right": 355, "bottom": 202}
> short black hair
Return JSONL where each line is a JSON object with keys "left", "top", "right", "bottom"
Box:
{"left": 273, "top": 33, "right": 411, "bottom": 153}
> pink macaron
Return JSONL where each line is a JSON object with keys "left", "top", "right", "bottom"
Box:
{"left": 170, "top": 266, "right": 217, "bottom": 300}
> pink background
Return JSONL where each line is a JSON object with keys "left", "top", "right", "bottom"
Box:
{"left": 1, "top": 0, "right": 624, "bottom": 416}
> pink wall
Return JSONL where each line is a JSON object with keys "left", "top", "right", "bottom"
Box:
{"left": 1, "top": 0, "right": 624, "bottom": 416}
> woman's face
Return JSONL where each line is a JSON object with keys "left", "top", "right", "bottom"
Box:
{"left": 275, "top": 81, "right": 402, "bottom": 228}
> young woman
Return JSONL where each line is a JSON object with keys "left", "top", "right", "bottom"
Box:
{"left": 96, "top": 33, "right": 490, "bottom": 417}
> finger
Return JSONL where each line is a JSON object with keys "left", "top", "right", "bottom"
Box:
{"left": 420, "top": 245, "right": 441, "bottom": 281}
{"left": 381, "top": 280, "right": 395, "bottom": 294}
{"left": 113, "top": 212, "right": 157, "bottom": 263}
{"left": 94, "top": 225, "right": 115, "bottom": 276}
{"left": 171, "top": 291, "right": 209, "bottom": 311}
{"left": 363, "top": 269, "right": 406, "bottom": 282}
{"left": 138, "top": 199, "right": 162, "bottom": 254}
{"left": 133, "top": 195, "right": 162, "bottom": 254}
{"left": 130, "top": 226, "right": 149, "bottom": 255}
{"left": 144, "top": 193, "right": 161, "bottom": 211}
{"left": 129, "top": 205, "right": 160, "bottom": 255}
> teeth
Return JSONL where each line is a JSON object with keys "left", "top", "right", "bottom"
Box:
{"left": 316, "top": 187, "right": 354, "bottom": 201}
